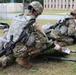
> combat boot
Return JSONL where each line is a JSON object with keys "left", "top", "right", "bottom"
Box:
{"left": 17, "top": 58, "right": 33, "bottom": 69}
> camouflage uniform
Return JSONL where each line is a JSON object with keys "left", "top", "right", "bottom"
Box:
{"left": 49, "top": 15, "right": 76, "bottom": 46}
{"left": 0, "top": 1, "right": 44, "bottom": 68}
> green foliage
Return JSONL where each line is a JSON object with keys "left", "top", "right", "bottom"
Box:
{"left": 0, "top": 0, "right": 10, "bottom": 3}
{"left": 0, "top": 0, "right": 43, "bottom": 5}
{"left": 14, "top": 0, "right": 22, "bottom": 3}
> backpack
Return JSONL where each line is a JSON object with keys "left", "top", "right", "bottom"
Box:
{"left": 7, "top": 14, "right": 35, "bottom": 42}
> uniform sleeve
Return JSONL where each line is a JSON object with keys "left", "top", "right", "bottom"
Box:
{"left": 58, "top": 25, "right": 68, "bottom": 35}
{"left": 67, "top": 19, "right": 76, "bottom": 36}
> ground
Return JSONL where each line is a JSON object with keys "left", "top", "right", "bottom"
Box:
{"left": 0, "top": 45, "right": 76, "bottom": 75}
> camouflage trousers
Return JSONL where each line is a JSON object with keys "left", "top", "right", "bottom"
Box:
{"left": 0, "top": 42, "right": 28, "bottom": 67}
{"left": 56, "top": 36, "right": 74, "bottom": 46}
{"left": 0, "top": 44, "right": 46, "bottom": 67}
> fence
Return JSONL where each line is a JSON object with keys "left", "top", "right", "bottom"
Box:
{"left": 0, "top": 4, "right": 7, "bottom": 19}
{"left": 0, "top": 3, "right": 23, "bottom": 19}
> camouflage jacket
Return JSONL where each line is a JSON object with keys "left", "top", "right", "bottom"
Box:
{"left": 50, "top": 16, "right": 76, "bottom": 39}
{"left": 6, "top": 14, "right": 36, "bottom": 57}
{"left": 54, "top": 17, "right": 76, "bottom": 36}
{"left": 66, "top": 19, "right": 76, "bottom": 36}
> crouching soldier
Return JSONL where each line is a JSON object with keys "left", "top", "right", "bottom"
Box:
{"left": 0, "top": 1, "right": 44, "bottom": 68}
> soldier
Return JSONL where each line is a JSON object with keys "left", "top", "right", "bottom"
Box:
{"left": 0, "top": 1, "right": 44, "bottom": 68}
{"left": 47, "top": 9, "right": 76, "bottom": 46}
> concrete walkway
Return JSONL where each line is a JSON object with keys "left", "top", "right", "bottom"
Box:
{"left": 0, "top": 13, "right": 65, "bottom": 20}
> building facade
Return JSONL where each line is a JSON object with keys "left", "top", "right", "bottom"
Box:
{"left": 0, "top": 3, "right": 23, "bottom": 12}
{"left": 44, "top": 0, "right": 76, "bottom": 10}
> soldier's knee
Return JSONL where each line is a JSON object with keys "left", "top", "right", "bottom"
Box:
{"left": 16, "top": 57, "right": 33, "bottom": 68}
{"left": 0, "top": 56, "right": 16, "bottom": 68}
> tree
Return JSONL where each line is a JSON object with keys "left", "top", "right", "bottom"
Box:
{"left": 0, "top": 0, "right": 43, "bottom": 5}
{"left": 0, "top": 0, "right": 10, "bottom": 3}
{"left": 14, "top": 0, "right": 43, "bottom": 5}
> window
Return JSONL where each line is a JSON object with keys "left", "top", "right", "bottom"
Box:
{"left": 45, "top": 5, "right": 46, "bottom": 8}
{"left": 72, "top": 5, "right": 74, "bottom": 8}
{"left": 54, "top": 4, "right": 56, "bottom": 8}
{"left": 48, "top": 5, "right": 49, "bottom": 8}
{"left": 61, "top": 5, "right": 63, "bottom": 8}
{"left": 51, "top": 0, "right": 53, "bottom": 2}
{"left": 68, "top": 5, "right": 70, "bottom": 8}
{"left": 54, "top": 0, "right": 56, "bottom": 2}
{"left": 73, "top": 0, "right": 74, "bottom": 2}
{"left": 62, "top": 0, "right": 63, "bottom": 2}
{"left": 65, "top": 5, "right": 66, "bottom": 8}
{"left": 48, "top": 0, "right": 49, "bottom": 3}
{"left": 68, "top": 0, "right": 70, "bottom": 2}
{"left": 58, "top": 4, "right": 59, "bottom": 8}
{"left": 51, "top": 5, "right": 53, "bottom": 8}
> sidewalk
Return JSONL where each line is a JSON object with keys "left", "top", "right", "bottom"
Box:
{"left": 0, "top": 13, "right": 64, "bottom": 20}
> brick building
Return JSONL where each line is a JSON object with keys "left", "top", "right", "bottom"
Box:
{"left": 44, "top": 0, "right": 76, "bottom": 10}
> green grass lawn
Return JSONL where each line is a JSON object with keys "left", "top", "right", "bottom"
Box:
{"left": 0, "top": 19, "right": 12, "bottom": 36}
{"left": 7, "top": 9, "right": 71, "bottom": 16}
{"left": 42, "top": 9, "right": 71, "bottom": 15}
{"left": 0, "top": 19, "right": 12, "bottom": 24}
{"left": 37, "top": 19, "right": 57, "bottom": 26}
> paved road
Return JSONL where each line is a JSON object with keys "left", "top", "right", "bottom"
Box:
{"left": 37, "top": 14, "right": 64, "bottom": 20}
{"left": 0, "top": 13, "right": 64, "bottom": 20}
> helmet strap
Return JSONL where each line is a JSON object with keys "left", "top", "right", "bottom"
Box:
{"left": 33, "top": 11, "right": 39, "bottom": 17}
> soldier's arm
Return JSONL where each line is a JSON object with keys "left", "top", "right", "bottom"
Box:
{"left": 67, "top": 20, "right": 76, "bottom": 36}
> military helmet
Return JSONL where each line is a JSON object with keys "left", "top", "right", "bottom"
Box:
{"left": 28, "top": 1, "right": 43, "bottom": 15}
{"left": 70, "top": 9, "right": 76, "bottom": 15}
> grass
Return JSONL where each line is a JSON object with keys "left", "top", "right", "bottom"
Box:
{"left": 0, "top": 19, "right": 12, "bottom": 24}
{"left": 8, "top": 11, "right": 22, "bottom": 14}
{"left": 0, "top": 14, "right": 76, "bottom": 75}
{"left": 0, "top": 19, "right": 12, "bottom": 36}
{"left": 7, "top": 9, "right": 71, "bottom": 16}
{"left": 42, "top": 9, "right": 71, "bottom": 15}
{"left": 37, "top": 19, "right": 57, "bottom": 26}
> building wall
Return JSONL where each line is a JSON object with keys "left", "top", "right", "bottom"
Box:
{"left": 44, "top": 0, "right": 76, "bottom": 10}
{"left": 0, "top": 3, "right": 23, "bottom": 12}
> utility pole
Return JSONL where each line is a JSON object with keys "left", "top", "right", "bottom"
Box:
{"left": 23, "top": 0, "right": 25, "bottom": 14}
